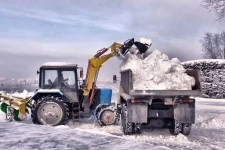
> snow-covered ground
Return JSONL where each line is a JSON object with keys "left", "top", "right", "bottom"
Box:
{"left": 0, "top": 82, "right": 225, "bottom": 150}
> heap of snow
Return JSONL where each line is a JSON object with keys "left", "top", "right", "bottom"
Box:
{"left": 11, "top": 90, "right": 34, "bottom": 99}
{"left": 182, "top": 59, "right": 225, "bottom": 65}
{"left": 0, "top": 90, "right": 34, "bottom": 99}
{"left": 120, "top": 50, "right": 195, "bottom": 90}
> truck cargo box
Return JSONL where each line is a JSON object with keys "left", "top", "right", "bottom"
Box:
{"left": 120, "top": 69, "right": 201, "bottom": 98}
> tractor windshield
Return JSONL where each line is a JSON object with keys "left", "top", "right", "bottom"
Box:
{"left": 41, "top": 69, "right": 59, "bottom": 89}
{"left": 40, "top": 68, "right": 77, "bottom": 89}
{"left": 60, "top": 70, "right": 76, "bottom": 88}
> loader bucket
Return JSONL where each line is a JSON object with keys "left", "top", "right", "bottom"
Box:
{"left": 134, "top": 41, "right": 149, "bottom": 54}
{"left": 0, "top": 103, "right": 21, "bottom": 121}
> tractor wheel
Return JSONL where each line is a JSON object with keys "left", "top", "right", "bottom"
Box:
{"left": 121, "top": 104, "right": 134, "bottom": 135}
{"left": 181, "top": 123, "right": 192, "bottom": 135}
{"left": 169, "top": 119, "right": 182, "bottom": 135}
{"left": 97, "top": 106, "right": 118, "bottom": 126}
{"left": 31, "top": 96, "right": 69, "bottom": 126}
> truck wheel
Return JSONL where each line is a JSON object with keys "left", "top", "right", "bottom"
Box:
{"left": 134, "top": 123, "right": 142, "bottom": 134}
{"left": 169, "top": 119, "right": 182, "bottom": 135}
{"left": 181, "top": 123, "right": 192, "bottom": 135}
{"left": 121, "top": 104, "right": 134, "bottom": 135}
{"left": 31, "top": 96, "right": 69, "bottom": 126}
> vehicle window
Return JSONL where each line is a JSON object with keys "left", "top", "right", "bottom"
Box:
{"left": 61, "top": 71, "right": 76, "bottom": 88}
{"left": 44, "top": 70, "right": 58, "bottom": 86}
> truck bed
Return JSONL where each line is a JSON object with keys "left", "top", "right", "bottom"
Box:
{"left": 120, "top": 69, "right": 201, "bottom": 97}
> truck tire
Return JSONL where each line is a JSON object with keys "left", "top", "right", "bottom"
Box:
{"left": 169, "top": 119, "right": 182, "bottom": 135}
{"left": 181, "top": 123, "right": 192, "bottom": 135}
{"left": 31, "top": 96, "right": 69, "bottom": 126}
{"left": 134, "top": 123, "right": 142, "bottom": 134}
{"left": 121, "top": 104, "right": 134, "bottom": 135}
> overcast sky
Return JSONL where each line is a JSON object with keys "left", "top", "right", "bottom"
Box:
{"left": 0, "top": 0, "right": 225, "bottom": 79}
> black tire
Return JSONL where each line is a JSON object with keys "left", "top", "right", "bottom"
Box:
{"left": 134, "top": 123, "right": 142, "bottom": 134}
{"left": 169, "top": 119, "right": 182, "bottom": 135}
{"left": 121, "top": 104, "right": 134, "bottom": 135}
{"left": 181, "top": 123, "right": 192, "bottom": 135}
{"left": 31, "top": 96, "right": 69, "bottom": 126}
{"left": 97, "top": 106, "right": 118, "bottom": 126}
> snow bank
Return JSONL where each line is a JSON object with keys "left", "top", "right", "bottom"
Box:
{"left": 120, "top": 50, "right": 195, "bottom": 90}
{"left": 11, "top": 90, "right": 34, "bottom": 99}
{"left": 182, "top": 59, "right": 225, "bottom": 65}
{"left": 0, "top": 90, "right": 34, "bottom": 99}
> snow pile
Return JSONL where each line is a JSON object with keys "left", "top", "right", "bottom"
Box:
{"left": 42, "top": 62, "right": 75, "bottom": 66}
{"left": 182, "top": 59, "right": 225, "bottom": 65}
{"left": 120, "top": 50, "right": 195, "bottom": 90}
{"left": 11, "top": 90, "right": 34, "bottom": 99}
{"left": 195, "top": 115, "right": 225, "bottom": 129}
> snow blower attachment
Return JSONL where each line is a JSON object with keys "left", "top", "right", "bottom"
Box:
{"left": 0, "top": 94, "right": 30, "bottom": 121}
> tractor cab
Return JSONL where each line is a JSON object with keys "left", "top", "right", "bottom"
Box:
{"left": 38, "top": 62, "right": 83, "bottom": 103}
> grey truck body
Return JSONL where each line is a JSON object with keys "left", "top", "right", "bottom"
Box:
{"left": 118, "top": 69, "right": 201, "bottom": 135}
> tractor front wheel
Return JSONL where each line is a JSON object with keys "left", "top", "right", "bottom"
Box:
{"left": 31, "top": 96, "right": 69, "bottom": 126}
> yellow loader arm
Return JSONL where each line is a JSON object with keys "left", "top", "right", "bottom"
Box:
{"left": 83, "top": 38, "right": 150, "bottom": 104}
{"left": 83, "top": 42, "right": 122, "bottom": 104}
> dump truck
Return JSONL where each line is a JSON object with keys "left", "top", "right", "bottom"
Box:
{"left": 116, "top": 69, "right": 201, "bottom": 135}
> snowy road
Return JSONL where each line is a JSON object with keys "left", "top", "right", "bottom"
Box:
{"left": 66, "top": 98, "right": 225, "bottom": 150}
{"left": 0, "top": 122, "right": 170, "bottom": 150}
{"left": 0, "top": 82, "right": 225, "bottom": 149}
{"left": 0, "top": 97, "right": 224, "bottom": 150}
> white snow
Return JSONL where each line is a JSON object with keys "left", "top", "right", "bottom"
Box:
{"left": 0, "top": 90, "right": 34, "bottom": 99}
{"left": 11, "top": 90, "right": 34, "bottom": 99}
{"left": 0, "top": 83, "right": 225, "bottom": 149}
{"left": 37, "top": 89, "right": 63, "bottom": 95}
{"left": 139, "top": 37, "right": 152, "bottom": 46}
{"left": 120, "top": 50, "right": 195, "bottom": 90}
{"left": 181, "top": 59, "right": 225, "bottom": 65}
{"left": 42, "top": 62, "right": 76, "bottom": 66}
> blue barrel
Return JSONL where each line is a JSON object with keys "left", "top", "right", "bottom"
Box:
{"left": 100, "top": 88, "right": 112, "bottom": 105}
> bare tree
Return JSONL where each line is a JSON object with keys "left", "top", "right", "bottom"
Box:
{"left": 200, "top": 32, "right": 220, "bottom": 59}
{"left": 213, "top": 33, "right": 223, "bottom": 57}
{"left": 221, "top": 31, "right": 225, "bottom": 58}
{"left": 202, "top": 0, "right": 225, "bottom": 21}
{"left": 200, "top": 31, "right": 225, "bottom": 59}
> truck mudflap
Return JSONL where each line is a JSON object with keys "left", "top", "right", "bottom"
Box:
{"left": 174, "top": 101, "right": 195, "bottom": 123}
{"left": 127, "top": 102, "right": 148, "bottom": 123}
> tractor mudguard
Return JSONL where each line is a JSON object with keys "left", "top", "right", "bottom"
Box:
{"left": 30, "top": 89, "right": 64, "bottom": 101}
{"left": 93, "top": 104, "right": 109, "bottom": 119}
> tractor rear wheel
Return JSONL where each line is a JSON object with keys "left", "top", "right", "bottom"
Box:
{"left": 31, "top": 96, "right": 69, "bottom": 126}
